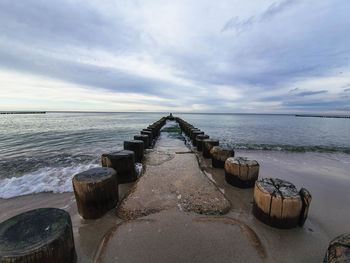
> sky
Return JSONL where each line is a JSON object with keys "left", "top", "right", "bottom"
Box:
{"left": 0, "top": 0, "right": 349, "bottom": 114}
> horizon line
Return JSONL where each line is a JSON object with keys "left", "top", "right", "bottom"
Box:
{"left": 1, "top": 110, "right": 350, "bottom": 117}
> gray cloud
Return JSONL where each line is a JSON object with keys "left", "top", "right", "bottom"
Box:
{"left": 221, "top": 0, "right": 300, "bottom": 33}
{"left": 0, "top": 0, "right": 350, "bottom": 113}
{"left": 261, "top": 0, "right": 299, "bottom": 21}
{"left": 296, "top": 90, "right": 328, "bottom": 96}
{"left": 342, "top": 84, "right": 350, "bottom": 92}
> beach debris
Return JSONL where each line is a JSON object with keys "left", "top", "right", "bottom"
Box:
{"left": 101, "top": 150, "right": 136, "bottom": 184}
{"left": 210, "top": 146, "right": 235, "bottom": 168}
{"left": 124, "top": 140, "right": 144, "bottom": 163}
{"left": 202, "top": 139, "right": 220, "bottom": 158}
{"left": 324, "top": 234, "right": 350, "bottom": 263}
{"left": 72, "top": 167, "right": 118, "bottom": 219}
{"left": 0, "top": 208, "right": 76, "bottom": 263}
{"left": 253, "top": 178, "right": 312, "bottom": 229}
{"left": 135, "top": 163, "right": 143, "bottom": 178}
{"left": 225, "top": 157, "right": 259, "bottom": 188}
{"left": 195, "top": 134, "right": 210, "bottom": 151}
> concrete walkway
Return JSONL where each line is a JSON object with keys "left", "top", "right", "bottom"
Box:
{"left": 117, "top": 121, "right": 230, "bottom": 219}
{"left": 95, "top": 121, "right": 266, "bottom": 263}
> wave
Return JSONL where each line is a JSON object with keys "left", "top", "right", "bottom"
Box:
{"left": 0, "top": 153, "right": 99, "bottom": 179}
{"left": 229, "top": 143, "right": 350, "bottom": 154}
{"left": 0, "top": 160, "right": 144, "bottom": 199}
{"left": 0, "top": 162, "right": 99, "bottom": 199}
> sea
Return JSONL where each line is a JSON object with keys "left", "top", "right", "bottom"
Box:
{"left": 0, "top": 112, "right": 349, "bottom": 199}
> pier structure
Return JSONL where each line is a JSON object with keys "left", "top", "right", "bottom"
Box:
{"left": 1, "top": 114, "right": 346, "bottom": 262}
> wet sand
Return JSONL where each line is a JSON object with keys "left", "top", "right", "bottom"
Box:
{"left": 0, "top": 184, "right": 134, "bottom": 262}
{"left": 1, "top": 122, "right": 350, "bottom": 262}
{"left": 196, "top": 148, "right": 350, "bottom": 262}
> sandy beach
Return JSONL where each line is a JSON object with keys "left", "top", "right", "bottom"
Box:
{"left": 0, "top": 126, "right": 349, "bottom": 262}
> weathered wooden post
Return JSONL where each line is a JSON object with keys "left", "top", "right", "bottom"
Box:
{"left": 141, "top": 130, "right": 153, "bottom": 146}
{"left": 145, "top": 126, "right": 155, "bottom": 138}
{"left": 72, "top": 167, "right": 118, "bottom": 219}
{"left": 142, "top": 128, "right": 154, "bottom": 138}
{"left": 189, "top": 128, "right": 200, "bottom": 139}
{"left": 210, "top": 146, "right": 235, "bottom": 168}
{"left": 0, "top": 208, "right": 76, "bottom": 263}
{"left": 184, "top": 124, "right": 194, "bottom": 136}
{"left": 101, "top": 150, "right": 136, "bottom": 183}
{"left": 134, "top": 135, "right": 150, "bottom": 148}
{"left": 324, "top": 234, "right": 350, "bottom": 263}
{"left": 224, "top": 157, "right": 259, "bottom": 188}
{"left": 124, "top": 140, "right": 144, "bottom": 162}
{"left": 168, "top": 113, "right": 174, "bottom": 120}
{"left": 196, "top": 134, "right": 209, "bottom": 151}
{"left": 299, "top": 188, "right": 312, "bottom": 226}
{"left": 191, "top": 130, "right": 204, "bottom": 145}
{"left": 202, "top": 139, "right": 219, "bottom": 158}
{"left": 253, "top": 178, "right": 312, "bottom": 229}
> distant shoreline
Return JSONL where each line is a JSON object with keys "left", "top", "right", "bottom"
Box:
{"left": 0, "top": 111, "right": 46, "bottom": 115}
{"left": 296, "top": 114, "right": 350, "bottom": 119}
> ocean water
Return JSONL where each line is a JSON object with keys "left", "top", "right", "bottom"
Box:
{"left": 0, "top": 112, "right": 349, "bottom": 198}
{"left": 177, "top": 113, "right": 350, "bottom": 153}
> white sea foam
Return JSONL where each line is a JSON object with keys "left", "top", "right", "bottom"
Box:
{"left": 0, "top": 163, "right": 99, "bottom": 199}
{"left": 135, "top": 163, "right": 143, "bottom": 178}
{"left": 161, "top": 120, "right": 177, "bottom": 130}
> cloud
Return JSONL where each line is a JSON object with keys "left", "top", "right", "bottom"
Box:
{"left": 221, "top": 16, "right": 255, "bottom": 34}
{"left": 221, "top": 0, "right": 300, "bottom": 33}
{"left": 0, "top": 0, "right": 350, "bottom": 113}
{"left": 260, "top": 0, "right": 299, "bottom": 21}
{"left": 295, "top": 90, "right": 328, "bottom": 96}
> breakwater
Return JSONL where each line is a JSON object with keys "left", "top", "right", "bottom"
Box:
{"left": 0, "top": 114, "right": 348, "bottom": 263}
{"left": 296, "top": 114, "right": 350, "bottom": 119}
{"left": 176, "top": 116, "right": 311, "bottom": 228}
{"left": 0, "top": 111, "right": 46, "bottom": 114}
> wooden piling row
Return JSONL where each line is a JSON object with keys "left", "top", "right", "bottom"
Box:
{"left": 175, "top": 116, "right": 313, "bottom": 231}
{"left": 2, "top": 114, "right": 341, "bottom": 261}
{"left": 0, "top": 116, "right": 169, "bottom": 261}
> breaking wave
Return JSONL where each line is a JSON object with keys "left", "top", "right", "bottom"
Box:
{"left": 0, "top": 162, "right": 99, "bottom": 199}
{"left": 226, "top": 143, "right": 350, "bottom": 154}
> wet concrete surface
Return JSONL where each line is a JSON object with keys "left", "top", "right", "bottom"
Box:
{"left": 117, "top": 128, "right": 230, "bottom": 219}
{"left": 95, "top": 208, "right": 265, "bottom": 263}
